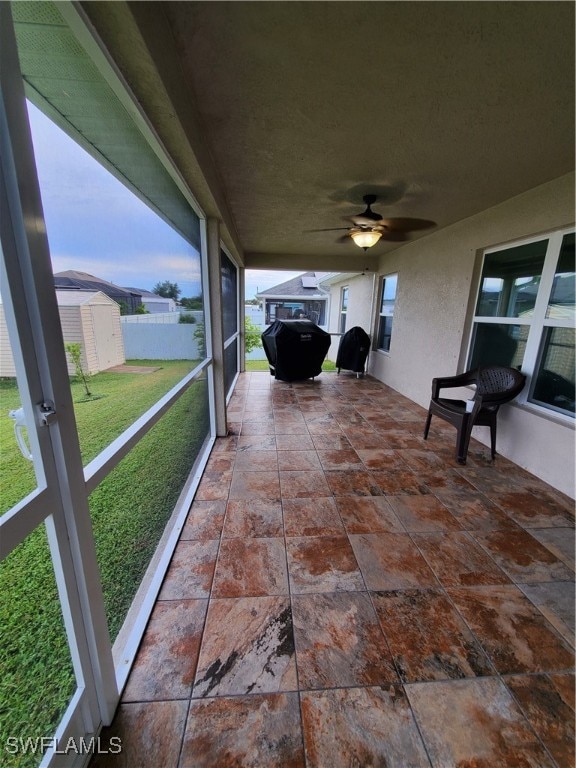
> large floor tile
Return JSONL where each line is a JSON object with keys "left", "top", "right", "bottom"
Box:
{"left": 277, "top": 450, "right": 322, "bottom": 471}
{"left": 471, "top": 528, "right": 574, "bottom": 583}
{"left": 300, "top": 686, "right": 430, "bottom": 768}
{"left": 158, "top": 540, "right": 218, "bottom": 600}
{"left": 448, "top": 584, "right": 575, "bottom": 674}
{"left": 335, "top": 496, "right": 405, "bottom": 533}
{"left": 279, "top": 470, "right": 332, "bottom": 498}
{"left": 316, "top": 449, "right": 364, "bottom": 471}
{"left": 518, "top": 580, "right": 575, "bottom": 646}
{"left": 212, "top": 538, "right": 289, "bottom": 597}
{"left": 180, "top": 499, "right": 226, "bottom": 541}
{"left": 180, "top": 693, "right": 305, "bottom": 768}
{"left": 286, "top": 535, "right": 364, "bottom": 593}
{"left": 372, "top": 588, "right": 495, "bottom": 683}
{"left": 431, "top": 490, "right": 521, "bottom": 531}
{"left": 277, "top": 433, "right": 316, "bottom": 450}
{"left": 283, "top": 496, "right": 344, "bottom": 536}
{"left": 234, "top": 449, "right": 279, "bottom": 471}
{"left": 387, "top": 494, "right": 461, "bottom": 532}
{"left": 237, "top": 434, "right": 277, "bottom": 452}
{"left": 505, "top": 673, "right": 575, "bottom": 767}
{"left": 324, "top": 469, "right": 383, "bottom": 496}
{"left": 371, "top": 468, "right": 429, "bottom": 495}
{"left": 195, "top": 468, "right": 233, "bottom": 500}
{"left": 529, "top": 527, "right": 576, "bottom": 570}
{"left": 355, "top": 448, "right": 407, "bottom": 470}
{"left": 411, "top": 530, "right": 511, "bottom": 586}
{"left": 223, "top": 499, "right": 283, "bottom": 538}
{"left": 489, "top": 489, "right": 576, "bottom": 528}
{"left": 123, "top": 599, "right": 207, "bottom": 701}
{"left": 349, "top": 533, "right": 439, "bottom": 590}
{"left": 406, "top": 677, "right": 555, "bottom": 767}
{"left": 193, "top": 596, "right": 296, "bottom": 697}
{"left": 292, "top": 592, "right": 396, "bottom": 688}
{"left": 229, "top": 469, "right": 281, "bottom": 500}
{"left": 91, "top": 701, "right": 188, "bottom": 768}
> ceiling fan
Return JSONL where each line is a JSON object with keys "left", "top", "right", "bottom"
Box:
{"left": 308, "top": 194, "right": 436, "bottom": 250}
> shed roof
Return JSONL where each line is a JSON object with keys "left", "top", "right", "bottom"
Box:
{"left": 55, "top": 289, "right": 117, "bottom": 307}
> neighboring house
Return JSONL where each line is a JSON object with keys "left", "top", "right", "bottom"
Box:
{"left": 123, "top": 287, "right": 177, "bottom": 313}
{"left": 256, "top": 272, "right": 329, "bottom": 328}
{"left": 0, "top": 290, "right": 125, "bottom": 376}
{"left": 54, "top": 270, "right": 143, "bottom": 314}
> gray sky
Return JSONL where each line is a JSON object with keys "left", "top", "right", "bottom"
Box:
{"left": 27, "top": 102, "right": 309, "bottom": 304}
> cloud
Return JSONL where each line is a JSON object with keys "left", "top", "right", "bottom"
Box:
{"left": 244, "top": 269, "right": 305, "bottom": 298}
{"left": 27, "top": 101, "right": 201, "bottom": 296}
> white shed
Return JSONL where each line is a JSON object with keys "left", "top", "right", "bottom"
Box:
{"left": 0, "top": 290, "right": 125, "bottom": 377}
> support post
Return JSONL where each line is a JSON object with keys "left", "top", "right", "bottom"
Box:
{"left": 206, "top": 217, "right": 227, "bottom": 435}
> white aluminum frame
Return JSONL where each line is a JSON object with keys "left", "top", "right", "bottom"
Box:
{"left": 221, "top": 244, "right": 241, "bottom": 402}
{"left": 1, "top": 5, "right": 219, "bottom": 765}
{"left": 467, "top": 228, "right": 575, "bottom": 422}
{"left": 375, "top": 273, "right": 398, "bottom": 354}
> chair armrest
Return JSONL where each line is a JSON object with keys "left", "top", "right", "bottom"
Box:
{"left": 431, "top": 370, "right": 477, "bottom": 399}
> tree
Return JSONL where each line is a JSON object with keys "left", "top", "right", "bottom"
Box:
{"left": 180, "top": 295, "right": 203, "bottom": 310}
{"left": 64, "top": 342, "right": 92, "bottom": 397}
{"left": 152, "top": 280, "right": 181, "bottom": 300}
{"left": 245, "top": 315, "right": 263, "bottom": 354}
{"left": 135, "top": 303, "right": 149, "bottom": 314}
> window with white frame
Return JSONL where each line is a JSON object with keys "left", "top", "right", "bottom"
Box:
{"left": 377, "top": 274, "right": 398, "bottom": 352}
{"left": 339, "top": 286, "right": 349, "bottom": 334}
{"left": 468, "top": 230, "right": 575, "bottom": 417}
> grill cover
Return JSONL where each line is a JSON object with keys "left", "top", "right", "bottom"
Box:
{"left": 261, "top": 320, "right": 331, "bottom": 381}
{"left": 336, "top": 326, "right": 371, "bottom": 374}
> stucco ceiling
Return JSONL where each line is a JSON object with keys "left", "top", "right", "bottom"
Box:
{"left": 93, "top": 2, "right": 575, "bottom": 267}
{"left": 159, "top": 1, "right": 574, "bottom": 263}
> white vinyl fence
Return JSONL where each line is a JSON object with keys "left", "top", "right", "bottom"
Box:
{"left": 245, "top": 307, "right": 266, "bottom": 360}
{"left": 121, "top": 312, "right": 203, "bottom": 359}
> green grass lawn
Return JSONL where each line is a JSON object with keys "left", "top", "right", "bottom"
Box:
{"left": 0, "top": 361, "right": 209, "bottom": 766}
{"left": 245, "top": 358, "right": 337, "bottom": 372}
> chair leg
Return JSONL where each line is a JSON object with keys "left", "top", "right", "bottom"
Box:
{"left": 456, "top": 417, "right": 473, "bottom": 464}
{"left": 489, "top": 420, "right": 497, "bottom": 460}
{"left": 423, "top": 410, "right": 432, "bottom": 440}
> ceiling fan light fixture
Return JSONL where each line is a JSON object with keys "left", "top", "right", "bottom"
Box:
{"left": 350, "top": 229, "right": 382, "bottom": 250}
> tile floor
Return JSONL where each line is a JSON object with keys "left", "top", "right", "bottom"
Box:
{"left": 92, "top": 372, "right": 575, "bottom": 768}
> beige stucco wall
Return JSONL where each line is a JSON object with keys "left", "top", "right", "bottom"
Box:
{"left": 367, "top": 172, "right": 575, "bottom": 497}
{"left": 325, "top": 274, "right": 377, "bottom": 362}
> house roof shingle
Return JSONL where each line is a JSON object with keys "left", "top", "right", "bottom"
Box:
{"left": 256, "top": 272, "right": 329, "bottom": 298}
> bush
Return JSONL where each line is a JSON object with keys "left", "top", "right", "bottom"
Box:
{"left": 245, "top": 315, "right": 263, "bottom": 354}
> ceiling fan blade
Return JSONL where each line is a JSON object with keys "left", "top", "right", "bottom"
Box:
{"left": 380, "top": 218, "right": 436, "bottom": 232}
{"left": 380, "top": 230, "right": 408, "bottom": 242}
{"left": 350, "top": 213, "right": 383, "bottom": 227}
{"left": 304, "top": 227, "right": 352, "bottom": 233}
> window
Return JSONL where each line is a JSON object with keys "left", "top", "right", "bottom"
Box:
{"left": 469, "top": 231, "right": 575, "bottom": 417}
{"left": 339, "top": 287, "right": 349, "bottom": 334}
{"left": 265, "top": 300, "right": 325, "bottom": 325}
{"left": 377, "top": 274, "right": 397, "bottom": 352}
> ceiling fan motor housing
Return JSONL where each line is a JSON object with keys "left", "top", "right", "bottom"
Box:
{"left": 358, "top": 194, "right": 383, "bottom": 223}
